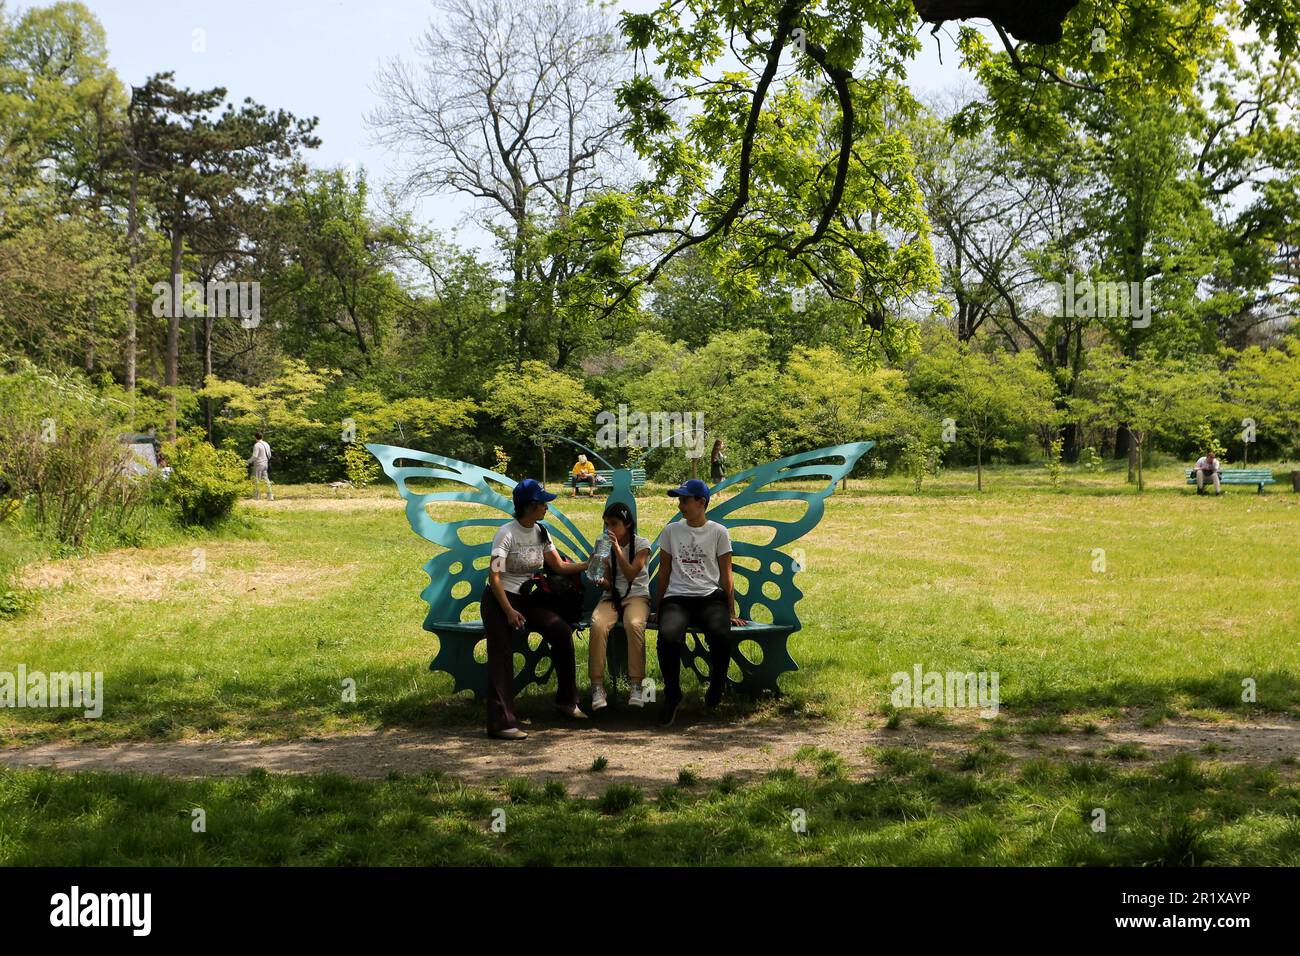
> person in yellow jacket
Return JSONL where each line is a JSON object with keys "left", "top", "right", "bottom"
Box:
{"left": 571, "top": 454, "right": 596, "bottom": 496}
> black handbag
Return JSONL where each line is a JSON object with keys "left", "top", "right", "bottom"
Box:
{"left": 520, "top": 525, "right": 584, "bottom": 626}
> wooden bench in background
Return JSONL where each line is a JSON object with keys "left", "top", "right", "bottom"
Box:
{"left": 562, "top": 467, "right": 645, "bottom": 493}
{"left": 1185, "top": 468, "right": 1276, "bottom": 493}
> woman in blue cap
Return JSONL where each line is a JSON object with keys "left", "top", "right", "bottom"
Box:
{"left": 482, "top": 478, "right": 588, "bottom": 739}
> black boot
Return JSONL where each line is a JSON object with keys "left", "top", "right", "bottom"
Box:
{"left": 706, "top": 640, "right": 730, "bottom": 707}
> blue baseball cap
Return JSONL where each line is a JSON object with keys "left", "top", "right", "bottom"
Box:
{"left": 512, "top": 478, "right": 557, "bottom": 509}
{"left": 667, "top": 478, "right": 711, "bottom": 501}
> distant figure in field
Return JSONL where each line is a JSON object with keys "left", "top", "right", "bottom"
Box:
{"left": 248, "top": 432, "right": 274, "bottom": 501}
{"left": 571, "top": 453, "right": 596, "bottom": 497}
{"left": 1194, "top": 450, "right": 1222, "bottom": 495}
{"left": 710, "top": 438, "right": 727, "bottom": 485}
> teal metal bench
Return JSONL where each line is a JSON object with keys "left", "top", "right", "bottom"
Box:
{"left": 367, "top": 442, "right": 873, "bottom": 700}
{"left": 1185, "top": 468, "right": 1275, "bottom": 493}
{"left": 563, "top": 467, "right": 646, "bottom": 492}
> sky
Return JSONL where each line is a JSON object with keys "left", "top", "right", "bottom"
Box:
{"left": 53, "top": 0, "right": 982, "bottom": 255}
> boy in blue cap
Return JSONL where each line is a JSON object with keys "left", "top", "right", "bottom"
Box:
{"left": 481, "top": 478, "right": 589, "bottom": 739}
{"left": 654, "top": 478, "right": 743, "bottom": 725}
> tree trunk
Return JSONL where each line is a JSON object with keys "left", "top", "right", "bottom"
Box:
{"left": 1114, "top": 424, "right": 1137, "bottom": 482}
{"left": 203, "top": 314, "right": 214, "bottom": 442}
{"left": 1113, "top": 423, "right": 1131, "bottom": 459}
{"left": 1061, "top": 421, "right": 1080, "bottom": 463}
{"left": 125, "top": 159, "right": 139, "bottom": 394}
{"left": 976, "top": 444, "right": 983, "bottom": 492}
{"left": 84, "top": 307, "right": 96, "bottom": 374}
{"left": 166, "top": 226, "right": 184, "bottom": 439}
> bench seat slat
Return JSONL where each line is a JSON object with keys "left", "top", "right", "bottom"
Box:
{"left": 427, "top": 620, "right": 789, "bottom": 636}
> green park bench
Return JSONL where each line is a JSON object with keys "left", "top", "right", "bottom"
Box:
{"left": 562, "top": 467, "right": 646, "bottom": 493}
{"left": 1184, "top": 468, "right": 1276, "bottom": 493}
{"left": 367, "top": 441, "right": 874, "bottom": 700}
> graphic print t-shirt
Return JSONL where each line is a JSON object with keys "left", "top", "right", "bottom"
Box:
{"left": 491, "top": 520, "right": 557, "bottom": 594}
{"left": 660, "top": 520, "right": 732, "bottom": 598}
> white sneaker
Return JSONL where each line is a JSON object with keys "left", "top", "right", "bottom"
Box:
{"left": 629, "top": 682, "right": 645, "bottom": 708}
{"left": 591, "top": 684, "right": 608, "bottom": 711}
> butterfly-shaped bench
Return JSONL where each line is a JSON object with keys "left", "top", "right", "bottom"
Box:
{"left": 368, "top": 442, "right": 873, "bottom": 699}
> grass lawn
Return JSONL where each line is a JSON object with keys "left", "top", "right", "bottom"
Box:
{"left": 2, "top": 458, "right": 1298, "bottom": 865}
{"left": 1, "top": 748, "right": 1296, "bottom": 865}
{"left": 2, "top": 458, "right": 1297, "bottom": 744}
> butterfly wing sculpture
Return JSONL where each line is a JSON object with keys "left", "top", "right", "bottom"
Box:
{"left": 366, "top": 443, "right": 594, "bottom": 696}
{"left": 368, "top": 440, "right": 874, "bottom": 697}
{"left": 641, "top": 441, "right": 875, "bottom": 690}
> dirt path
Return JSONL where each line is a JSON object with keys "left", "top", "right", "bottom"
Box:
{"left": 3, "top": 713, "right": 1297, "bottom": 796}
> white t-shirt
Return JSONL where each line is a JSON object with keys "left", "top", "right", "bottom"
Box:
{"left": 249, "top": 440, "right": 271, "bottom": 467}
{"left": 660, "top": 520, "right": 733, "bottom": 598}
{"left": 600, "top": 534, "right": 652, "bottom": 600}
{"left": 490, "top": 520, "right": 557, "bottom": 594}
{"left": 1195, "top": 457, "right": 1221, "bottom": 473}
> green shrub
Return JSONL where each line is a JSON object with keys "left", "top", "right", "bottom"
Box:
{"left": 899, "top": 435, "right": 941, "bottom": 494}
{"left": 164, "top": 434, "right": 247, "bottom": 526}
{"left": 341, "top": 440, "right": 380, "bottom": 487}
{"left": 1046, "top": 437, "right": 1064, "bottom": 488}
{"left": 0, "top": 366, "right": 156, "bottom": 546}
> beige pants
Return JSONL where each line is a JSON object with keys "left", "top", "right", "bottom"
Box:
{"left": 250, "top": 463, "right": 273, "bottom": 499}
{"left": 589, "top": 595, "right": 649, "bottom": 683}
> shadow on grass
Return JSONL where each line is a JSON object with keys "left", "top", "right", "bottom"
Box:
{"left": 1000, "top": 669, "right": 1300, "bottom": 718}
{"left": 2, "top": 750, "right": 1297, "bottom": 865}
{"left": 3, "top": 659, "right": 1297, "bottom": 747}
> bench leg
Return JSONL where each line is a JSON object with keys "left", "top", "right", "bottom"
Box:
{"left": 430, "top": 629, "right": 561, "bottom": 701}
{"left": 429, "top": 632, "right": 489, "bottom": 700}
{"left": 676, "top": 629, "right": 797, "bottom": 697}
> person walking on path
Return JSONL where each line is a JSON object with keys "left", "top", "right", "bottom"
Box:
{"left": 248, "top": 432, "right": 274, "bottom": 501}
{"left": 710, "top": 438, "right": 727, "bottom": 485}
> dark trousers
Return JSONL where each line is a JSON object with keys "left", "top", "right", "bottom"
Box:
{"left": 656, "top": 590, "right": 731, "bottom": 699}
{"left": 480, "top": 586, "right": 578, "bottom": 732}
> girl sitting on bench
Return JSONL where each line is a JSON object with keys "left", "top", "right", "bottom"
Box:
{"left": 588, "top": 502, "right": 652, "bottom": 711}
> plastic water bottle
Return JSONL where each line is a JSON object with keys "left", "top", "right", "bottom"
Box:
{"left": 587, "top": 536, "right": 611, "bottom": 584}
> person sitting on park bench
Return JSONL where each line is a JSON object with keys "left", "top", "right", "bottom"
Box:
{"left": 655, "top": 478, "right": 743, "bottom": 726}
{"left": 588, "top": 501, "right": 652, "bottom": 712}
{"left": 1194, "top": 451, "right": 1222, "bottom": 495}
{"left": 570, "top": 454, "right": 597, "bottom": 496}
{"left": 482, "top": 478, "right": 589, "bottom": 740}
